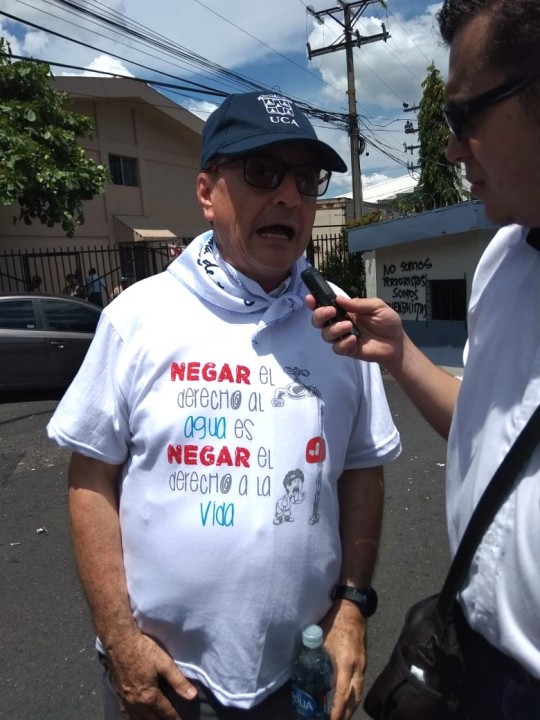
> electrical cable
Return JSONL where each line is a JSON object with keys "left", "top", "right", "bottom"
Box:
{"left": 4, "top": 0, "right": 430, "bottom": 179}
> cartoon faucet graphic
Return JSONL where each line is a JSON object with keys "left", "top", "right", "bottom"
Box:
{"left": 271, "top": 367, "right": 325, "bottom": 525}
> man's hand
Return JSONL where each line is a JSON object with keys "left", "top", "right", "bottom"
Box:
{"left": 306, "top": 294, "right": 405, "bottom": 371}
{"left": 106, "top": 631, "right": 197, "bottom": 719}
{"left": 320, "top": 601, "right": 367, "bottom": 720}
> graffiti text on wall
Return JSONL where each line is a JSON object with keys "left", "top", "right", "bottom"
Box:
{"left": 382, "top": 258, "right": 432, "bottom": 320}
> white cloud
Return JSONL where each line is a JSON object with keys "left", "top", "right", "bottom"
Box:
{"left": 307, "top": 3, "right": 446, "bottom": 110}
{"left": 21, "top": 29, "right": 49, "bottom": 56}
{"left": 0, "top": 21, "right": 24, "bottom": 55}
{"left": 182, "top": 98, "right": 219, "bottom": 122}
{"left": 83, "top": 54, "right": 134, "bottom": 78}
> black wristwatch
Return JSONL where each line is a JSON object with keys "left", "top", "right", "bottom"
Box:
{"left": 330, "top": 584, "right": 378, "bottom": 617}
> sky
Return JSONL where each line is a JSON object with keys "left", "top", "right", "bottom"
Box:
{"left": 1, "top": 0, "right": 449, "bottom": 199}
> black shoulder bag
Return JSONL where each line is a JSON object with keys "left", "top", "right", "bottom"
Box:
{"left": 363, "top": 405, "right": 540, "bottom": 720}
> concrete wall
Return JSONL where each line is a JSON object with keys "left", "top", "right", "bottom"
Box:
{"left": 364, "top": 230, "right": 494, "bottom": 347}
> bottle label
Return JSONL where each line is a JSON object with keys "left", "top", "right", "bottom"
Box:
{"left": 291, "top": 684, "right": 332, "bottom": 718}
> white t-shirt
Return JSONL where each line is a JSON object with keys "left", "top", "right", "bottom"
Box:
{"left": 47, "top": 233, "right": 401, "bottom": 707}
{"left": 447, "top": 223, "right": 540, "bottom": 678}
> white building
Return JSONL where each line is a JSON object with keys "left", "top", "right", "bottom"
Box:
{"left": 348, "top": 201, "right": 498, "bottom": 349}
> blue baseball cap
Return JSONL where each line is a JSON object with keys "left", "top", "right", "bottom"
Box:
{"left": 200, "top": 91, "right": 347, "bottom": 173}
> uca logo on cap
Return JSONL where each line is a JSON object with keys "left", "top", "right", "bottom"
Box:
{"left": 258, "top": 94, "right": 300, "bottom": 127}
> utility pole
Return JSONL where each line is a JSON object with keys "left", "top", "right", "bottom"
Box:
{"left": 403, "top": 143, "right": 420, "bottom": 154}
{"left": 306, "top": 1, "right": 389, "bottom": 220}
{"left": 403, "top": 102, "right": 419, "bottom": 134}
{"left": 402, "top": 101, "right": 420, "bottom": 173}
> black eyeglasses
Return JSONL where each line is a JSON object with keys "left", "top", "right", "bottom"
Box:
{"left": 443, "top": 75, "right": 537, "bottom": 141}
{"left": 209, "top": 156, "right": 331, "bottom": 197}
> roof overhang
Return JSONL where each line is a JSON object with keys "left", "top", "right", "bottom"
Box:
{"left": 53, "top": 77, "right": 205, "bottom": 136}
{"left": 348, "top": 201, "right": 498, "bottom": 252}
{"left": 114, "top": 214, "right": 177, "bottom": 242}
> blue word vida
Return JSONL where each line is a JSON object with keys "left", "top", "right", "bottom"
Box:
{"left": 200, "top": 501, "right": 235, "bottom": 527}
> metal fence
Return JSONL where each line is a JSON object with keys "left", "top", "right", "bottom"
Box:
{"left": 0, "top": 240, "right": 186, "bottom": 301}
{"left": 307, "top": 234, "right": 344, "bottom": 272}
{"left": 0, "top": 234, "right": 345, "bottom": 301}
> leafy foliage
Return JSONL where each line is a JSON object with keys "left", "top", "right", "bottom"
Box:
{"left": 415, "top": 63, "right": 465, "bottom": 207}
{"left": 346, "top": 210, "right": 382, "bottom": 230}
{"left": 0, "top": 39, "right": 109, "bottom": 237}
{"left": 321, "top": 230, "right": 366, "bottom": 298}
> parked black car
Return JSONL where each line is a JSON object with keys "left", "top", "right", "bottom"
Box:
{"left": 0, "top": 293, "right": 101, "bottom": 392}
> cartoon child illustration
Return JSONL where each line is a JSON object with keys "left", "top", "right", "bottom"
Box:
{"left": 273, "top": 468, "right": 306, "bottom": 525}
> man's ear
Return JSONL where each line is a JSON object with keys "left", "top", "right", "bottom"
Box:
{"left": 197, "top": 172, "right": 215, "bottom": 222}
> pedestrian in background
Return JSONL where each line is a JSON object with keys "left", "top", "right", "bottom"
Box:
{"left": 85, "top": 267, "right": 106, "bottom": 307}
{"left": 62, "top": 273, "right": 86, "bottom": 299}
{"left": 28, "top": 275, "right": 42, "bottom": 292}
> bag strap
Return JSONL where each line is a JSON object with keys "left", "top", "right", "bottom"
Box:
{"left": 437, "top": 404, "right": 540, "bottom": 624}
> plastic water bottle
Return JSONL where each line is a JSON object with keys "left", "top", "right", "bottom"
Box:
{"left": 291, "top": 624, "right": 335, "bottom": 718}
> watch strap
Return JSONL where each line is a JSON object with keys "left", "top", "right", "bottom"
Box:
{"left": 331, "top": 584, "right": 378, "bottom": 617}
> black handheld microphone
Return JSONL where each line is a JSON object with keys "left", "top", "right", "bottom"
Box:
{"left": 302, "top": 267, "right": 361, "bottom": 337}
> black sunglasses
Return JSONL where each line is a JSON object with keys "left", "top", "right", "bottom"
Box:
{"left": 443, "top": 75, "right": 537, "bottom": 141}
{"left": 210, "top": 156, "right": 331, "bottom": 197}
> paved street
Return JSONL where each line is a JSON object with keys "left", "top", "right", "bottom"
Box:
{"left": 0, "top": 378, "right": 450, "bottom": 720}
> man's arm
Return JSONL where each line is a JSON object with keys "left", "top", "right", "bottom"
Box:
{"left": 384, "top": 332, "right": 460, "bottom": 439}
{"left": 68, "top": 452, "right": 197, "bottom": 719}
{"left": 321, "top": 466, "right": 384, "bottom": 720}
{"left": 307, "top": 295, "right": 461, "bottom": 439}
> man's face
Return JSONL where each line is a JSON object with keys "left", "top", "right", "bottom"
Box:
{"left": 445, "top": 12, "right": 540, "bottom": 227}
{"left": 197, "top": 143, "right": 319, "bottom": 292}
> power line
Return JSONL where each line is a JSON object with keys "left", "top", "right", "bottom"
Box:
{"left": 191, "top": 0, "right": 343, "bottom": 95}
{"left": 1, "top": 7, "right": 235, "bottom": 97}
{"left": 4, "top": 1, "right": 352, "bottom": 124}
{"left": 30, "top": 0, "right": 263, "bottom": 92}
{"left": 4, "top": 0, "right": 425, "bottom": 181}
{"left": 384, "top": 7, "right": 432, "bottom": 65}
{"left": 3, "top": 52, "right": 229, "bottom": 98}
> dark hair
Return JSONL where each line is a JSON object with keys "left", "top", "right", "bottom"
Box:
{"left": 438, "top": 0, "right": 540, "bottom": 74}
{"left": 28, "top": 275, "right": 42, "bottom": 290}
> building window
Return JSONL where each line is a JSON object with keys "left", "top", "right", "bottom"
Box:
{"left": 109, "top": 155, "right": 138, "bottom": 186}
{"left": 430, "top": 279, "right": 466, "bottom": 321}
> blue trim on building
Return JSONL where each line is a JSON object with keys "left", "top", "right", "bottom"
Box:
{"left": 348, "top": 201, "right": 498, "bottom": 252}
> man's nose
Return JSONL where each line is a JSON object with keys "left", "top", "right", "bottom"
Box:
{"left": 274, "top": 170, "right": 302, "bottom": 206}
{"left": 446, "top": 132, "right": 470, "bottom": 164}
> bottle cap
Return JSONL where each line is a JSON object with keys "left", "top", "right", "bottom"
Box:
{"left": 302, "top": 624, "right": 323, "bottom": 649}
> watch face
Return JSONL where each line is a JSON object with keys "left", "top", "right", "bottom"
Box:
{"left": 361, "top": 587, "right": 378, "bottom": 617}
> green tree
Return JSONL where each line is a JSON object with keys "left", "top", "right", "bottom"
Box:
{"left": 0, "top": 39, "right": 109, "bottom": 237}
{"left": 346, "top": 209, "right": 381, "bottom": 230}
{"left": 320, "top": 229, "right": 366, "bottom": 298}
{"left": 415, "top": 62, "right": 465, "bottom": 208}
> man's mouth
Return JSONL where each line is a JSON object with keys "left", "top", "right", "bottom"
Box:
{"left": 257, "top": 224, "right": 295, "bottom": 240}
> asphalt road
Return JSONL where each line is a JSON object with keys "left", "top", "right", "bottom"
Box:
{"left": 0, "top": 378, "right": 450, "bottom": 720}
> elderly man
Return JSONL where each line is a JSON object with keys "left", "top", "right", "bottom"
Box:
{"left": 309, "top": 2, "right": 540, "bottom": 717}
{"left": 47, "top": 91, "right": 400, "bottom": 720}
